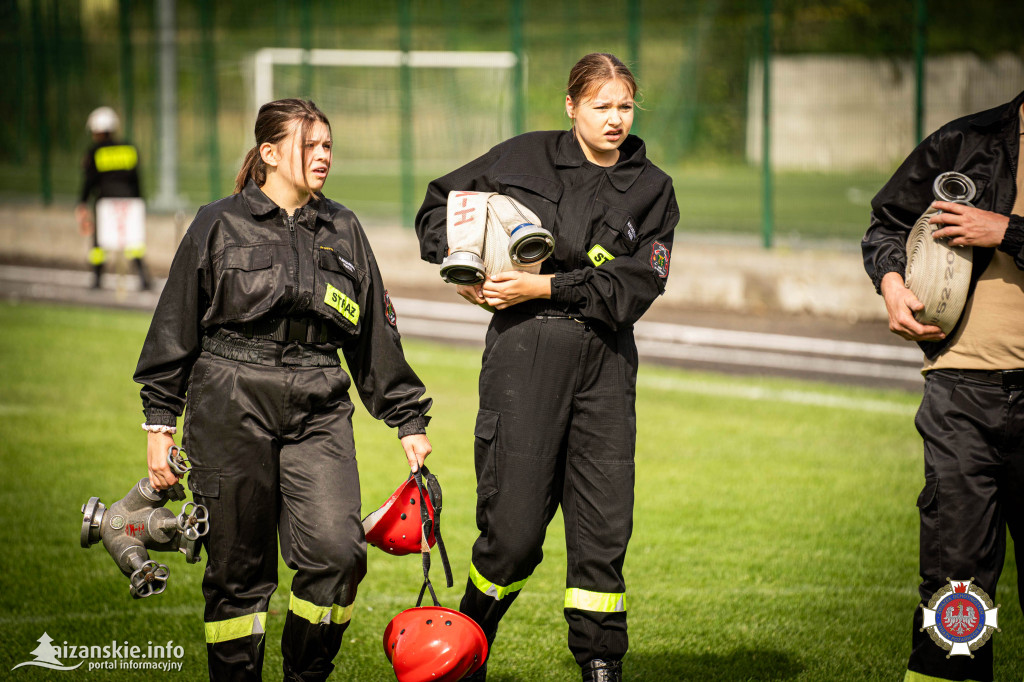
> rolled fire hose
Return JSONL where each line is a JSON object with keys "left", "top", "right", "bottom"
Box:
{"left": 904, "top": 172, "right": 976, "bottom": 334}
{"left": 441, "top": 191, "right": 554, "bottom": 285}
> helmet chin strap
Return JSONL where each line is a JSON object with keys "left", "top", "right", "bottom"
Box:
{"left": 411, "top": 466, "right": 454, "bottom": 607}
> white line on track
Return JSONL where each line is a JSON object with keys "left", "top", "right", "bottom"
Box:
{"left": 638, "top": 375, "right": 919, "bottom": 416}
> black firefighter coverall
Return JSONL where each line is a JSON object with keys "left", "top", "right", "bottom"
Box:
{"left": 135, "top": 180, "right": 431, "bottom": 680}
{"left": 416, "top": 130, "right": 679, "bottom": 665}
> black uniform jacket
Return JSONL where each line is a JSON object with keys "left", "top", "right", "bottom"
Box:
{"left": 80, "top": 139, "right": 142, "bottom": 202}
{"left": 416, "top": 130, "right": 679, "bottom": 331}
{"left": 862, "top": 89, "right": 1024, "bottom": 359}
{"left": 135, "top": 180, "right": 431, "bottom": 435}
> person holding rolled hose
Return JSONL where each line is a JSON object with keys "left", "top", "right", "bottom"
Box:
{"left": 416, "top": 53, "right": 678, "bottom": 682}
{"left": 862, "top": 89, "right": 1024, "bottom": 682}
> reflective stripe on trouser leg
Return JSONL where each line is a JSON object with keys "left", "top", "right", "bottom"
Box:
{"left": 288, "top": 593, "right": 355, "bottom": 626}
{"left": 204, "top": 612, "right": 268, "bottom": 681}
{"left": 564, "top": 588, "right": 626, "bottom": 613}
{"left": 469, "top": 562, "right": 529, "bottom": 600}
{"left": 89, "top": 247, "right": 105, "bottom": 265}
{"left": 205, "top": 612, "right": 268, "bottom": 644}
{"left": 124, "top": 244, "right": 146, "bottom": 259}
{"left": 904, "top": 671, "right": 985, "bottom": 682}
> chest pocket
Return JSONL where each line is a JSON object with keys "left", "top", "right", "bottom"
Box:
{"left": 589, "top": 204, "right": 639, "bottom": 263}
{"left": 496, "top": 174, "right": 562, "bottom": 231}
{"left": 216, "top": 245, "right": 279, "bottom": 318}
{"left": 316, "top": 249, "right": 363, "bottom": 336}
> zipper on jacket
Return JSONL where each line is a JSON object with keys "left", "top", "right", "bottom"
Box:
{"left": 287, "top": 212, "right": 300, "bottom": 309}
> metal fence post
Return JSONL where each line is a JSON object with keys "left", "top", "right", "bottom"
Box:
{"left": 760, "top": 0, "right": 773, "bottom": 249}
{"left": 153, "top": 0, "right": 180, "bottom": 211}
{"left": 199, "top": 0, "right": 220, "bottom": 200}
{"left": 30, "top": 0, "right": 52, "bottom": 205}
{"left": 399, "top": 0, "right": 414, "bottom": 228}
{"left": 119, "top": 0, "right": 134, "bottom": 141}
{"left": 511, "top": 0, "right": 525, "bottom": 136}
{"left": 914, "top": 0, "right": 927, "bottom": 144}
{"left": 627, "top": 0, "right": 641, "bottom": 79}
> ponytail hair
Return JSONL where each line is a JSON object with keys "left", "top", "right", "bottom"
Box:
{"left": 234, "top": 98, "right": 332, "bottom": 193}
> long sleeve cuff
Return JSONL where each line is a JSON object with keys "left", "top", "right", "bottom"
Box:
{"left": 998, "top": 214, "right": 1024, "bottom": 257}
{"left": 872, "top": 255, "right": 906, "bottom": 294}
{"left": 551, "top": 271, "right": 584, "bottom": 305}
{"left": 143, "top": 408, "right": 178, "bottom": 427}
{"left": 397, "top": 416, "right": 429, "bottom": 439}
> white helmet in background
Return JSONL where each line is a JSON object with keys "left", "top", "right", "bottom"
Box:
{"left": 86, "top": 107, "right": 120, "bottom": 134}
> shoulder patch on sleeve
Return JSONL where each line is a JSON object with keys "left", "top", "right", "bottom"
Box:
{"left": 650, "top": 241, "right": 670, "bottom": 278}
{"left": 384, "top": 290, "right": 397, "bottom": 328}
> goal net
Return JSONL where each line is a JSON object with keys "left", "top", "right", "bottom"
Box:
{"left": 252, "top": 49, "right": 520, "bottom": 177}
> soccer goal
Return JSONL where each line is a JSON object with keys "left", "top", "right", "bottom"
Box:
{"left": 251, "top": 48, "right": 522, "bottom": 176}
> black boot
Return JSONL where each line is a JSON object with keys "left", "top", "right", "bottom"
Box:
{"left": 91, "top": 265, "right": 103, "bottom": 289}
{"left": 582, "top": 659, "right": 622, "bottom": 682}
{"left": 133, "top": 258, "right": 151, "bottom": 291}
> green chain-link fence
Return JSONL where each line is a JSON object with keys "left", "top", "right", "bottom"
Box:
{"left": 2, "top": 0, "right": 1022, "bottom": 242}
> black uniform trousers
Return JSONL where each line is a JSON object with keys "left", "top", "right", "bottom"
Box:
{"left": 184, "top": 347, "right": 366, "bottom": 682}
{"left": 460, "top": 311, "right": 637, "bottom": 667}
{"left": 909, "top": 369, "right": 1024, "bottom": 682}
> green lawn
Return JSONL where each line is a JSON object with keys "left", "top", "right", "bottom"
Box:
{"left": 0, "top": 301, "right": 1020, "bottom": 681}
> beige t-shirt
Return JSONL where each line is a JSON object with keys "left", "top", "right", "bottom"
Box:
{"left": 925, "top": 104, "right": 1024, "bottom": 371}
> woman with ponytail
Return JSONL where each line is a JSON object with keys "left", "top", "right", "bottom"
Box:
{"left": 135, "top": 99, "right": 433, "bottom": 681}
{"left": 416, "top": 54, "right": 678, "bottom": 682}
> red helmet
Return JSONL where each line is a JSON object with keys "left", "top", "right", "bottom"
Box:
{"left": 362, "top": 474, "right": 436, "bottom": 555}
{"left": 383, "top": 606, "right": 488, "bottom": 682}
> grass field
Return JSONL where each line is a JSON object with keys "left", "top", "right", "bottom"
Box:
{"left": 0, "top": 301, "right": 1021, "bottom": 681}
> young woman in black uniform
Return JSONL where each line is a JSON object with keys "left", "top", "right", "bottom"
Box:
{"left": 135, "top": 99, "right": 433, "bottom": 682}
{"left": 415, "top": 54, "right": 678, "bottom": 682}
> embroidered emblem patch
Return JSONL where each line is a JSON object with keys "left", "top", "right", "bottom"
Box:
{"left": 588, "top": 244, "right": 616, "bottom": 267}
{"left": 650, "top": 241, "right": 670, "bottom": 278}
{"left": 384, "top": 290, "right": 397, "bottom": 328}
{"left": 920, "top": 578, "right": 999, "bottom": 657}
{"left": 325, "top": 283, "right": 360, "bottom": 326}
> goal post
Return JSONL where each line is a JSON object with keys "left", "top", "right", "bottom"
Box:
{"left": 250, "top": 48, "right": 525, "bottom": 226}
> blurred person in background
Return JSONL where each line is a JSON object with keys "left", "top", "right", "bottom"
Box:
{"left": 862, "top": 88, "right": 1024, "bottom": 682}
{"left": 134, "top": 98, "right": 433, "bottom": 681}
{"left": 76, "top": 106, "right": 151, "bottom": 290}
{"left": 416, "top": 53, "right": 678, "bottom": 682}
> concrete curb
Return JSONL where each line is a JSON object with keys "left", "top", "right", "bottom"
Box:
{"left": 0, "top": 203, "right": 888, "bottom": 322}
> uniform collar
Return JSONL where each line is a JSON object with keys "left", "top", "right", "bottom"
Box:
{"left": 241, "top": 178, "right": 331, "bottom": 222}
{"left": 554, "top": 130, "right": 647, "bottom": 192}
{"left": 969, "top": 89, "right": 1024, "bottom": 131}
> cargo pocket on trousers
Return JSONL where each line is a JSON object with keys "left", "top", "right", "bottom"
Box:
{"left": 188, "top": 466, "right": 222, "bottom": 564}
{"left": 474, "top": 410, "right": 500, "bottom": 501}
{"left": 916, "top": 473, "right": 941, "bottom": 581}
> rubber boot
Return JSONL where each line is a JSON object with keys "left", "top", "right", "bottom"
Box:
{"left": 582, "top": 659, "right": 622, "bottom": 682}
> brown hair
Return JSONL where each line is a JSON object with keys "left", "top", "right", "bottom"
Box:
{"left": 234, "top": 98, "right": 331, "bottom": 193}
{"left": 566, "top": 53, "right": 638, "bottom": 105}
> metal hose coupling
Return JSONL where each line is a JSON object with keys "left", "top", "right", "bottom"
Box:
{"left": 80, "top": 446, "right": 209, "bottom": 598}
{"left": 440, "top": 251, "right": 486, "bottom": 285}
{"left": 904, "top": 171, "right": 976, "bottom": 334}
{"left": 508, "top": 222, "right": 555, "bottom": 266}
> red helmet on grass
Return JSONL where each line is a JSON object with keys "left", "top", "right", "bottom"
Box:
{"left": 383, "top": 606, "right": 488, "bottom": 682}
